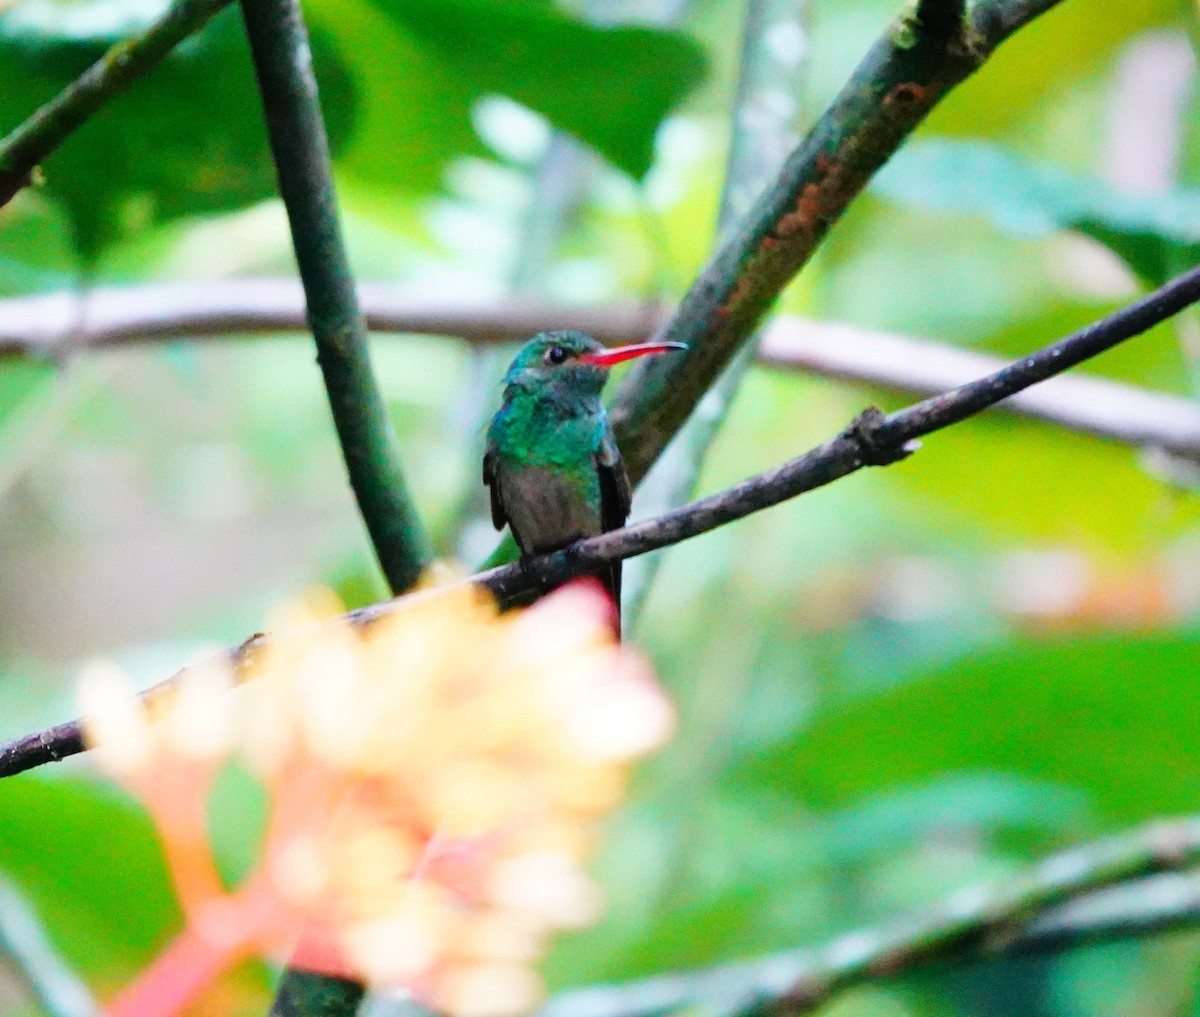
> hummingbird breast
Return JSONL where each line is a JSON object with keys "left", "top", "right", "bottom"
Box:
{"left": 494, "top": 462, "right": 604, "bottom": 554}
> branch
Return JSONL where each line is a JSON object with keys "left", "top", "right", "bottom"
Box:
{"left": 5, "top": 282, "right": 1200, "bottom": 462}
{"left": 0, "top": 281, "right": 661, "bottom": 355}
{"left": 269, "top": 968, "right": 365, "bottom": 1017}
{"left": 756, "top": 320, "right": 1200, "bottom": 464}
{"left": 915, "top": 0, "right": 968, "bottom": 42}
{"left": 0, "top": 0, "right": 233, "bottom": 210}
{"left": 3, "top": 262, "right": 1198, "bottom": 782}
{"left": 535, "top": 819, "right": 1200, "bottom": 1017}
{"left": 238, "top": 0, "right": 432, "bottom": 594}
{"left": 606, "top": 0, "right": 1062, "bottom": 484}
{"left": 622, "top": 0, "right": 809, "bottom": 624}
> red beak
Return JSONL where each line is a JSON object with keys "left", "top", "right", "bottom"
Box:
{"left": 579, "top": 341, "right": 687, "bottom": 367}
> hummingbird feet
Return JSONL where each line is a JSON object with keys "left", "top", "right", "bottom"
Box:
{"left": 843, "top": 406, "right": 921, "bottom": 467}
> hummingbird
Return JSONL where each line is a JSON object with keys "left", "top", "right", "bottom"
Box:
{"left": 484, "top": 330, "right": 686, "bottom": 623}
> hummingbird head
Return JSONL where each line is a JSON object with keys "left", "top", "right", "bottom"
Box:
{"left": 501, "top": 331, "right": 686, "bottom": 402}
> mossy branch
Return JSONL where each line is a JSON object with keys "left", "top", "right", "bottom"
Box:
{"left": 608, "top": 0, "right": 1062, "bottom": 484}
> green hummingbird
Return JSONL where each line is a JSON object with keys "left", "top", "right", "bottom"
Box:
{"left": 484, "top": 331, "right": 686, "bottom": 621}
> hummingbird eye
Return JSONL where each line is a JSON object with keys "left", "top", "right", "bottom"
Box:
{"left": 545, "top": 345, "right": 568, "bottom": 365}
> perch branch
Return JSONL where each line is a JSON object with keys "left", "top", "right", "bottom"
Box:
{"left": 2, "top": 262, "right": 1198, "bottom": 780}
{"left": 606, "top": 0, "right": 1064, "bottom": 484}
{"left": 535, "top": 819, "right": 1200, "bottom": 1017}
{"left": 0, "top": 0, "right": 233, "bottom": 209}
{"left": 238, "top": 0, "right": 432, "bottom": 593}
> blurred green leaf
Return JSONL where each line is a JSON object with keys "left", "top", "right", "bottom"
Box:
{"left": 0, "top": 775, "right": 180, "bottom": 985}
{"left": 918, "top": 0, "right": 1180, "bottom": 139}
{"left": 0, "top": 2, "right": 355, "bottom": 260}
{"left": 886, "top": 414, "right": 1200, "bottom": 551}
{"left": 0, "top": 0, "right": 702, "bottom": 260}
{"left": 379, "top": 0, "right": 704, "bottom": 180}
{"left": 0, "top": 199, "right": 77, "bottom": 295}
{"left": 316, "top": 0, "right": 705, "bottom": 200}
{"left": 739, "top": 630, "right": 1200, "bottom": 828}
{"left": 872, "top": 140, "right": 1200, "bottom": 284}
{"left": 818, "top": 773, "right": 1091, "bottom": 864}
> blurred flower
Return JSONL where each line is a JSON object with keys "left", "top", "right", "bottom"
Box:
{"left": 81, "top": 577, "right": 673, "bottom": 1017}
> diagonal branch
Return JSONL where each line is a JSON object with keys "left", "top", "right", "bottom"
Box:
{"left": 621, "top": 0, "right": 810, "bottom": 625}
{"left": 607, "top": 0, "right": 1063, "bottom": 484}
{"left": 536, "top": 819, "right": 1200, "bottom": 1017}
{"left": 0, "top": 0, "right": 233, "bottom": 210}
{"left": 756, "top": 320, "right": 1200, "bottom": 464}
{"left": 238, "top": 0, "right": 432, "bottom": 594}
{"left": 3, "top": 262, "right": 1197, "bottom": 781}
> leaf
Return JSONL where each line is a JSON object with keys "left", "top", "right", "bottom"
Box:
{"left": 0, "top": 0, "right": 355, "bottom": 260}
{"left": 817, "top": 773, "right": 1092, "bottom": 864}
{"left": 872, "top": 139, "right": 1200, "bottom": 283}
{"left": 738, "top": 631, "right": 1200, "bottom": 829}
{"left": 0, "top": 0, "right": 702, "bottom": 259}
{"left": 317, "top": 0, "right": 706, "bottom": 195}
{"left": 883, "top": 411, "right": 1200, "bottom": 553}
{"left": 0, "top": 774, "right": 181, "bottom": 985}
{"left": 919, "top": 0, "right": 1181, "bottom": 139}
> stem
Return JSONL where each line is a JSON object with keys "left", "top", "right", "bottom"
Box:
{"left": 915, "top": 0, "right": 968, "bottom": 40}
{"left": 238, "top": 0, "right": 432, "bottom": 594}
{"left": 6, "top": 261, "right": 1199, "bottom": 780}
{"left": 607, "top": 0, "right": 1063, "bottom": 484}
{"left": 0, "top": 0, "right": 232, "bottom": 210}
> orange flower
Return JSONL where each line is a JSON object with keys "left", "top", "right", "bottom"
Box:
{"left": 81, "top": 578, "right": 673, "bottom": 1017}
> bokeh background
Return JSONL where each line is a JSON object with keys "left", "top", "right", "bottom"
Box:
{"left": 1, "top": 0, "right": 1200, "bottom": 1012}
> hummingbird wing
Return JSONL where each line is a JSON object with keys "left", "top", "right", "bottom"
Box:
{"left": 482, "top": 445, "right": 508, "bottom": 531}
{"left": 595, "top": 429, "right": 632, "bottom": 612}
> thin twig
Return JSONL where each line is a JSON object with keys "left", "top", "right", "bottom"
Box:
{"left": 5, "top": 283, "right": 1199, "bottom": 461}
{"left": 238, "top": 0, "right": 432, "bottom": 593}
{"left": 606, "top": 0, "right": 1063, "bottom": 484}
{"left": 0, "top": 0, "right": 233, "bottom": 209}
{"left": 3, "top": 261, "right": 1198, "bottom": 781}
{"left": 534, "top": 820, "right": 1200, "bottom": 1017}
{"left": 0, "top": 876, "right": 100, "bottom": 1017}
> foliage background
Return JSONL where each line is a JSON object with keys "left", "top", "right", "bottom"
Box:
{"left": 1, "top": 0, "right": 1199, "bottom": 1012}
